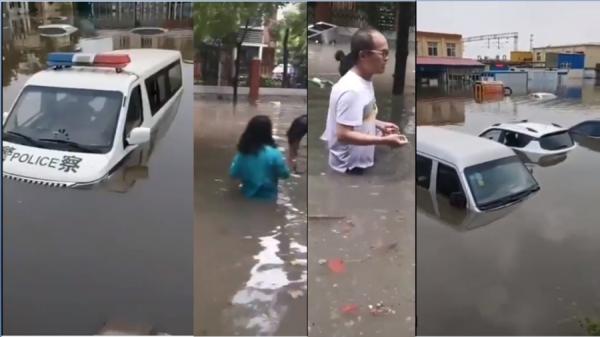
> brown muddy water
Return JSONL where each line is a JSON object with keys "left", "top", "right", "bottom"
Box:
{"left": 2, "top": 12, "right": 194, "bottom": 334}
{"left": 194, "top": 95, "right": 308, "bottom": 336}
{"left": 417, "top": 82, "right": 600, "bottom": 335}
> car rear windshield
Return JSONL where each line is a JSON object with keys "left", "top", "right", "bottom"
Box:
{"left": 539, "top": 131, "right": 574, "bottom": 150}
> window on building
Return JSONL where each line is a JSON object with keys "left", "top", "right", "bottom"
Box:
{"left": 536, "top": 52, "right": 542, "bottom": 61}
{"left": 446, "top": 43, "right": 456, "bottom": 57}
{"left": 428, "top": 42, "right": 438, "bottom": 56}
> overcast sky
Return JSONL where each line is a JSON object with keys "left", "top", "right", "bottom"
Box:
{"left": 418, "top": 1, "right": 600, "bottom": 58}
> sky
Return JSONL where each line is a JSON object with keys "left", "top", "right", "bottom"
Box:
{"left": 418, "top": 1, "right": 600, "bottom": 58}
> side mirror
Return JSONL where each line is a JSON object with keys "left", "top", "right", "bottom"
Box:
{"left": 127, "top": 127, "right": 151, "bottom": 145}
{"left": 3, "top": 111, "right": 9, "bottom": 124}
{"left": 449, "top": 191, "right": 467, "bottom": 209}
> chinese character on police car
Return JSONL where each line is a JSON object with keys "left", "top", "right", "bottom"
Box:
{"left": 3, "top": 146, "right": 15, "bottom": 161}
{"left": 59, "top": 155, "right": 82, "bottom": 173}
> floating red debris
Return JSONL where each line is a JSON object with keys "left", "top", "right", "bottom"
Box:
{"left": 340, "top": 304, "right": 360, "bottom": 315}
{"left": 328, "top": 258, "right": 346, "bottom": 273}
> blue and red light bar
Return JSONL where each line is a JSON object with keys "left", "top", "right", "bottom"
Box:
{"left": 47, "top": 52, "right": 130, "bottom": 69}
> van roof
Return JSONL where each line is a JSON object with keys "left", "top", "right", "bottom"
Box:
{"left": 109, "top": 49, "right": 181, "bottom": 78}
{"left": 25, "top": 49, "right": 181, "bottom": 93}
{"left": 417, "top": 126, "right": 516, "bottom": 169}
{"left": 487, "top": 122, "right": 567, "bottom": 137}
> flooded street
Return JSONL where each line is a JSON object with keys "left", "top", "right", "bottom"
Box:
{"left": 307, "top": 37, "right": 416, "bottom": 336}
{"left": 194, "top": 95, "right": 308, "bottom": 336}
{"left": 2, "top": 10, "right": 194, "bottom": 334}
{"left": 417, "top": 82, "right": 600, "bottom": 335}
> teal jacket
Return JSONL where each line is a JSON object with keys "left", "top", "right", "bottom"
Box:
{"left": 230, "top": 145, "right": 290, "bottom": 200}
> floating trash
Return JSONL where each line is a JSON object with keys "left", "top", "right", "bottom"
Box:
{"left": 340, "top": 304, "right": 360, "bottom": 316}
{"left": 328, "top": 258, "right": 346, "bottom": 273}
{"left": 368, "top": 302, "right": 396, "bottom": 316}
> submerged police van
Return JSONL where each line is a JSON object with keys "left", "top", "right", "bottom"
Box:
{"left": 2, "top": 49, "right": 183, "bottom": 187}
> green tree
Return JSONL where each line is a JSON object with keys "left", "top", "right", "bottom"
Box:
{"left": 273, "top": 3, "right": 307, "bottom": 88}
{"left": 194, "top": 3, "right": 281, "bottom": 103}
{"left": 393, "top": 2, "right": 415, "bottom": 95}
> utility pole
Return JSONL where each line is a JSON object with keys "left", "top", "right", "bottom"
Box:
{"left": 530, "top": 34, "right": 534, "bottom": 51}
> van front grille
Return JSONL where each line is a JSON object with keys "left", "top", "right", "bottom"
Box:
{"left": 2, "top": 173, "right": 72, "bottom": 188}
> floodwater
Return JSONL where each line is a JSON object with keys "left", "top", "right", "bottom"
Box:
{"left": 2, "top": 12, "right": 194, "bottom": 334}
{"left": 194, "top": 95, "right": 308, "bottom": 336}
{"left": 417, "top": 81, "right": 600, "bottom": 335}
{"left": 307, "top": 38, "right": 416, "bottom": 337}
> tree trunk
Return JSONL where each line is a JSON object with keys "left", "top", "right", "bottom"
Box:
{"left": 393, "top": 3, "right": 414, "bottom": 95}
{"left": 283, "top": 28, "right": 290, "bottom": 88}
{"left": 233, "top": 18, "right": 250, "bottom": 105}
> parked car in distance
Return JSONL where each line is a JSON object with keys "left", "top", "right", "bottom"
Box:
{"left": 479, "top": 121, "right": 576, "bottom": 164}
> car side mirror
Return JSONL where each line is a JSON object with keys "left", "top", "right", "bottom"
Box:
{"left": 449, "top": 191, "right": 467, "bottom": 209}
{"left": 3, "top": 111, "right": 9, "bottom": 124}
{"left": 127, "top": 127, "right": 151, "bottom": 145}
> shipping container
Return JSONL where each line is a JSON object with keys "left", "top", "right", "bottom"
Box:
{"left": 546, "top": 52, "right": 585, "bottom": 69}
{"left": 510, "top": 51, "right": 533, "bottom": 63}
{"left": 557, "top": 53, "right": 585, "bottom": 69}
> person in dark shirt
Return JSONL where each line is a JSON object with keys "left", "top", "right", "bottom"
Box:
{"left": 287, "top": 114, "right": 308, "bottom": 173}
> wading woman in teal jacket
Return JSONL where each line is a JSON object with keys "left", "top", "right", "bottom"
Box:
{"left": 230, "top": 115, "right": 290, "bottom": 200}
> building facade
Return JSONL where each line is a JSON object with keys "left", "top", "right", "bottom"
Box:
{"left": 533, "top": 43, "right": 600, "bottom": 70}
{"left": 417, "top": 31, "right": 463, "bottom": 58}
{"left": 416, "top": 31, "right": 483, "bottom": 86}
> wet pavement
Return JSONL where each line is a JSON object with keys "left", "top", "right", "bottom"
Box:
{"left": 307, "top": 38, "right": 416, "bottom": 336}
{"left": 417, "top": 82, "right": 600, "bottom": 335}
{"left": 193, "top": 95, "right": 308, "bottom": 336}
{"left": 2, "top": 12, "right": 194, "bottom": 334}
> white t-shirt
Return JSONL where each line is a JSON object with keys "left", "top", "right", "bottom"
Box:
{"left": 322, "top": 70, "right": 378, "bottom": 172}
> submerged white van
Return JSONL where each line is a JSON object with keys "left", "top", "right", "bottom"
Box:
{"left": 417, "top": 126, "right": 540, "bottom": 215}
{"left": 3, "top": 49, "right": 183, "bottom": 187}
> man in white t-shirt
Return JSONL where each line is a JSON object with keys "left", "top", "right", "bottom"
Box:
{"left": 322, "top": 28, "right": 408, "bottom": 174}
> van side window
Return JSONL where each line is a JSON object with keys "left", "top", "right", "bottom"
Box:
{"left": 436, "top": 163, "right": 464, "bottom": 197}
{"left": 145, "top": 61, "right": 182, "bottom": 115}
{"left": 168, "top": 62, "right": 182, "bottom": 95}
{"left": 416, "top": 154, "right": 432, "bottom": 188}
{"left": 146, "top": 77, "right": 160, "bottom": 114}
{"left": 157, "top": 73, "right": 168, "bottom": 106}
{"left": 123, "top": 85, "right": 143, "bottom": 145}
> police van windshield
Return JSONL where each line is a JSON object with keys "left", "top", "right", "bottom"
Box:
{"left": 464, "top": 156, "right": 539, "bottom": 211}
{"left": 3, "top": 85, "right": 123, "bottom": 154}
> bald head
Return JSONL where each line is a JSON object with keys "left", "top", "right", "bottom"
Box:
{"left": 350, "top": 28, "right": 389, "bottom": 76}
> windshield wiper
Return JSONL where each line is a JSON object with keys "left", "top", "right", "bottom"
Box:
{"left": 479, "top": 186, "right": 539, "bottom": 210}
{"left": 3, "top": 131, "right": 46, "bottom": 147}
{"left": 37, "top": 138, "right": 103, "bottom": 153}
